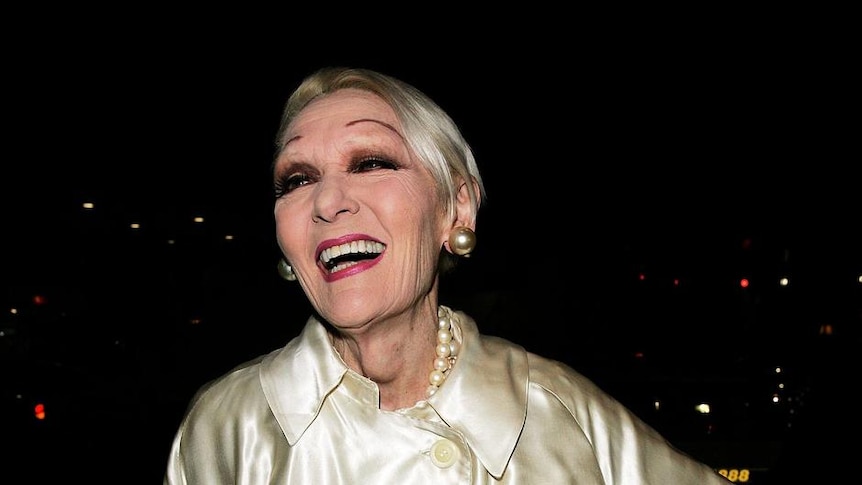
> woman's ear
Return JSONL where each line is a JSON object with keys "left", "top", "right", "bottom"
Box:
{"left": 442, "top": 177, "right": 480, "bottom": 257}
{"left": 452, "top": 177, "right": 481, "bottom": 232}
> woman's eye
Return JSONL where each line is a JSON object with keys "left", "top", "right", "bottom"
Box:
{"left": 354, "top": 157, "right": 398, "bottom": 172}
{"left": 274, "top": 157, "right": 398, "bottom": 197}
{"left": 274, "top": 174, "right": 311, "bottom": 198}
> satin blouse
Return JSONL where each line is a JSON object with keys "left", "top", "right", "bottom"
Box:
{"left": 164, "top": 307, "right": 730, "bottom": 484}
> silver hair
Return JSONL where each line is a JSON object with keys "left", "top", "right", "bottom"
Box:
{"left": 274, "top": 67, "right": 486, "bottom": 222}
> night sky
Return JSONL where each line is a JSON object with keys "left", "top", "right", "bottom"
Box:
{"left": 2, "top": 18, "right": 859, "bottom": 483}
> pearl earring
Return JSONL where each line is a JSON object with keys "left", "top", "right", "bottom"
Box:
{"left": 448, "top": 226, "right": 476, "bottom": 257}
{"left": 277, "top": 258, "right": 297, "bottom": 281}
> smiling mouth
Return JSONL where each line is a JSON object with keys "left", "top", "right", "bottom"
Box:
{"left": 319, "top": 240, "right": 386, "bottom": 274}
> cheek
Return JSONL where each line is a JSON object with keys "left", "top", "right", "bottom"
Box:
{"left": 398, "top": 192, "right": 449, "bottom": 252}
{"left": 274, "top": 202, "right": 306, "bottom": 256}
{"left": 391, "top": 177, "right": 443, "bottom": 220}
{"left": 386, "top": 184, "right": 445, "bottom": 242}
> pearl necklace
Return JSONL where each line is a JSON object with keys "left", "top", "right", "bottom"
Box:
{"left": 426, "top": 306, "right": 460, "bottom": 398}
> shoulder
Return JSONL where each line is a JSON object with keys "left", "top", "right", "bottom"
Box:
{"left": 180, "top": 352, "right": 272, "bottom": 428}
{"left": 473, "top": 330, "right": 613, "bottom": 409}
{"left": 522, "top": 348, "right": 663, "bottom": 432}
{"left": 525, "top": 351, "right": 616, "bottom": 406}
{"left": 165, "top": 351, "right": 285, "bottom": 483}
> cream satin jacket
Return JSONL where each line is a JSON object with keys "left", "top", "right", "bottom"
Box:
{"left": 164, "top": 307, "right": 730, "bottom": 484}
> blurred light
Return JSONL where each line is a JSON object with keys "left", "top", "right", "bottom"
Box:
{"left": 653, "top": 400, "right": 661, "bottom": 411}
{"left": 819, "top": 323, "right": 833, "bottom": 335}
{"left": 739, "top": 278, "right": 750, "bottom": 288}
{"left": 779, "top": 277, "right": 789, "bottom": 287}
{"left": 857, "top": 274, "right": 862, "bottom": 284}
{"left": 33, "top": 295, "right": 46, "bottom": 305}
{"left": 695, "top": 403, "right": 711, "bottom": 414}
{"left": 130, "top": 223, "right": 141, "bottom": 229}
{"left": 167, "top": 239, "right": 176, "bottom": 245}
{"left": 34, "top": 403, "right": 46, "bottom": 420}
{"left": 673, "top": 278, "right": 680, "bottom": 287}
{"left": 82, "top": 202, "right": 94, "bottom": 210}
{"left": 774, "top": 366, "right": 782, "bottom": 374}
{"left": 193, "top": 216, "right": 205, "bottom": 223}
{"left": 225, "top": 234, "right": 234, "bottom": 240}
{"left": 10, "top": 308, "right": 18, "bottom": 315}
{"left": 190, "top": 317, "right": 202, "bottom": 325}
{"left": 771, "top": 394, "right": 780, "bottom": 404}
{"left": 638, "top": 272, "right": 646, "bottom": 281}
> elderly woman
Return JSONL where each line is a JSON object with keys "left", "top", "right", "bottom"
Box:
{"left": 164, "top": 67, "right": 730, "bottom": 484}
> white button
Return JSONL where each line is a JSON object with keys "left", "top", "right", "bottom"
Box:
{"left": 430, "top": 438, "right": 459, "bottom": 468}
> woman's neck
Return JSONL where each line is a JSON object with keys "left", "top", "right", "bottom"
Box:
{"left": 331, "top": 309, "right": 439, "bottom": 410}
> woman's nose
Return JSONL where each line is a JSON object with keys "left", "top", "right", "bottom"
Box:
{"left": 311, "top": 176, "right": 359, "bottom": 223}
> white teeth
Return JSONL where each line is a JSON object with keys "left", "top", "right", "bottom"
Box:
{"left": 319, "top": 240, "right": 385, "bottom": 265}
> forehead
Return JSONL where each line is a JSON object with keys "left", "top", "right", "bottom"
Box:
{"left": 284, "top": 88, "right": 400, "bottom": 141}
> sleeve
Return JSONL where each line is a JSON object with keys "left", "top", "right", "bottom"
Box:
{"left": 163, "top": 419, "right": 189, "bottom": 485}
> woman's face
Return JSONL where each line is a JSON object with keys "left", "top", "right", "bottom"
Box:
{"left": 273, "top": 89, "right": 448, "bottom": 328}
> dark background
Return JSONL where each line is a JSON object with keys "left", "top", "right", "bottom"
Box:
{"left": 2, "top": 12, "right": 858, "bottom": 484}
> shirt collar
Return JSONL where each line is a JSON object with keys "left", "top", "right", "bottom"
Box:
{"left": 258, "top": 307, "right": 529, "bottom": 478}
{"left": 259, "top": 316, "right": 350, "bottom": 444}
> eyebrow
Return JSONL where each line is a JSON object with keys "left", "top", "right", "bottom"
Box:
{"left": 346, "top": 118, "right": 403, "bottom": 139}
{"left": 283, "top": 118, "right": 404, "bottom": 148}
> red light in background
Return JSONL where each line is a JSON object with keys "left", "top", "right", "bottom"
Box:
{"left": 34, "top": 403, "right": 46, "bottom": 420}
{"left": 739, "top": 278, "right": 750, "bottom": 288}
{"left": 33, "top": 295, "right": 46, "bottom": 305}
{"left": 638, "top": 273, "right": 646, "bottom": 281}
